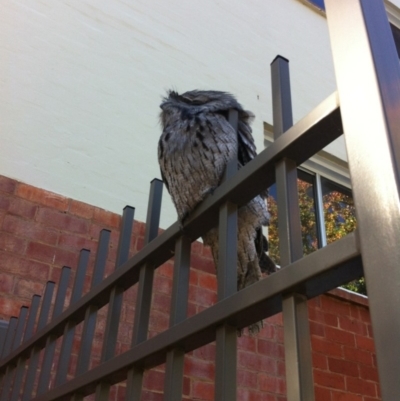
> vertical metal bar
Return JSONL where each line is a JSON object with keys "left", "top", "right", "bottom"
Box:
{"left": 314, "top": 174, "right": 327, "bottom": 248}
{"left": 325, "top": 0, "right": 400, "bottom": 399}
{"left": 55, "top": 250, "right": 90, "bottom": 387}
{"left": 0, "top": 321, "right": 8, "bottom": 357}
{"left": 1, "top": 317, "right": 18, "bottom": 358}
{"left": 0, "top": 309, "right": 27, "bottom": 401}
{"left": 271, "top": 55, "right": 314, "bottom": 401}
{"left": 11, "top": 307, "right": 28, "bottom": 351}
{"left": 22, "top": 281, "right": 55, "bottom": 401}
{"left": 116, "top": 206, "right": 136, "bottom": 269}
{"left": 100, "top": 207, "right": 135, "bottom": 362}
{"left": 215, "top": 109, "right": 238, "bottom": 401}
{"left": 163, "top": 235, "right": 191, "bottom": 401}
{"left": 125, "top": 180, "right": 163, "bottom": 401}
{"left": 1, "top": 316, "right": 18, "bottom": 401}
{"left": 23, "top": 295, "right": 42, "bottom": 342}
{"left": 37, "top": 267, "right": 71, "bottom": 395}
{"left": 95, "top": 205, "right": 136, "bottom": 401}
{"left": 75, "top": 230, "right": 110, "bottom": 378}
{"left": 9, "top": 295, "right": 41, "bottom": 401}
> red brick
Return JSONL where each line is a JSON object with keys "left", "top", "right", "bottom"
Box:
{"left": 0, "top": 252, "right": 50, "bottom": 281}
{"left": 343, "top": 346, "right": 373, "bottom": 366}
{"left": 14, "top": 279, "right": 45, "bottom": 299}
{"left": 93, "top": 208, "right": 120, "bottom": 228}
{"left": 0, "top": 176, "right": 17, "bottom": 194}
{"left": 346, "top": 376, "right": 376, "bottom": 397}
{"left": 258, "top": 323, "right": 275, "bottom": 340}
{"left": 266, "top": 313, "right": 283, "bottom": 326}
{"left": 309, "top": 308, "right": 338, "bottom": 327}
{"left": 36, "top": 208, "right": 90, "bottom": 234}
{"left": 192, "top": 343, "right": 216, "bottom": 361}
{"left": 3, "top": 215, "right": 58, "bottom": 245}
{"left": 367, "top": 324, "right": 374, "bottom": 338}
{"left": 321, "top": 296, "right": 351, "bottom": 317}
{"left": 258, "top": 374, "right": 285, "bottom": 394}
{"left": 238, "top": 351, "right": 277, "bottom": 374}
{"left": 189, "top": 268, "right": 200, "bottom": 286}
{"left": 8, "top": 197, "right": 38, "bottom": 219}
{"left": 308, "top": 296, "right": 321, "bottom": 308}
{"left": 237, "top": 333, "right": 257, "bottom": 352}
{"left": 184, "top": 356, "right": 215, "bottom": 381}
{"left": 359, "top": 365, "right": 379, "bottom": 382}
{"left": 0, "top": 232, "right": 27, "bottom": 254}
{"left": 312, "top": 352, "right": 328, "bottom": 370}
{"left": 69, "top": 199, "right": 95, "bottom": 219}
{"left": 140, "top": 391, "right": 163, "bottom": 401}
{"left": 53, "top": 248, "right": 79, "bottom": 268}
{"left": 148, "top": 309, "right": 169, "bottom": 332}
{"left": 325, "top": 326, "right": 355, "bottom": 346}
{"left": 198, "top": 271, "right": 217, "bottom": 292}
{"left": 328, "top": 357, "right": 359, "bottom": 377}
{"left": 192, "top": 381, "right": 214, "bottom": 400}
{"left": 143, "top": 370, "right": 165, "bottom": 392}
{"left": 355, "top": 335, "right": 375, "bottom": 352}
{"left": 191, "top": 240, "right": 204, "bottom": 255}
{"left": 257, "top": 339, "right": 284, "bottom": 359}
{"left": 182, "top": 376, "right": 191, "bottom": 396}
{"left": 135, "top": 236, "right": 145, "bottom": 252}
{"left": 0, "top": 194, "right": 11, "bottom": 210}
{"left": 153, "top": 274, "right": 172, "bottom": 295}
{"left": 331, "top": 390, "right": 362, "bottom": 401}
{"left": 190, "top": 253, "right": 215, "bottom": 274}
{"left": 338, "top": 316, "right": 367, "bottom": 336}
{"left": 0, "top": 297, "right": 22, "bottom": 318}
{"left": 152, "top": 292, "right": 171, "bottom": 315}
{"left": 358, "top": 307, "right": 371, "bottom": 323}
{"left": 310, "top": 321, "right": 325, "bottom": 337}
{"left": 58, "top": 233, "right": 97, "bottom": 252}
{"left": 188, "top": 285, "right": 217, "bottom": 307}
{"left": 237, "top": 369, "right": 258, "bottom": 388}
{"left": 16, "top": 184, "right": 69, "bottom": 211}
{"left": 0, "top": 272, "right": 14, "bottom": 293}
{"left": 157, "top": 262, "right": 174, "bottom": 279}
{"left": 237, "top": 388, "right": 275, "bottom": 401}
{"left": 311, "top": 336, "right": 343, "bottom": 358}
{"left": 26, "top": 242, "right": 56, "bottom": 263}
{"left": 313, "top": 369, "right": 345, "bottom": 390}
{"left": 315, "top": 385, "right": 332, "bottom": 401}
{"left": 202, "top": 245, "right": 213, "bottom": 260}
{"left": 277, "top": 360, "right": 286, "bottom": 377}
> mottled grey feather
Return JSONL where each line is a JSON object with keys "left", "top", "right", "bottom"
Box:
{"left": 158, "top": 89, "right": 276, "bottom": 334}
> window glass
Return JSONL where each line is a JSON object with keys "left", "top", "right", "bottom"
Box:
{"left": 267, "top": 171, "right": 356, "bottom": 265}
{"left": 267, "top": 171, "right": 318, "bottom": 266}
{"left": 306, "top": 0, "right": 325, "bottom": 9}
{"left": 321, "top": 177, "right": 357, "bottom": 244}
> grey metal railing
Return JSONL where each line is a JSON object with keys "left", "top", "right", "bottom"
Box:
{"left": 0, "top": 0, "right": 399, "bottom": 399}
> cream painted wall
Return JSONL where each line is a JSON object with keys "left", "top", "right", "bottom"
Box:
{"left": 2, "top": 0, "right": 344, "bottom": 228}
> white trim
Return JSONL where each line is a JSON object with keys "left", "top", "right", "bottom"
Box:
{"left": 263, "top": 132, "right": 351, "bottom": 189}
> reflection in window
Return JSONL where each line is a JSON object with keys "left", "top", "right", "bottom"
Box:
{"left": 321, "top": 177, "right": 357, "bottom": 244}
{"left": 266, "top": 169, "right": 365, "bottom": 293}
{"left": 267, "top": 170, "right": 319, "bottom": 266}
{"left": 267, "top": 171, "right": 356, "bottom": 264}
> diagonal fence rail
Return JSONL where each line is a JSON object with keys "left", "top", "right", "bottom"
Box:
{"left": 0, "top": 0, "right": 399, "bottom": 399}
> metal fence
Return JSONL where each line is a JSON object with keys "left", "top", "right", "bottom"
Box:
{"left": 0, "top": 0, "right": 399, "bottom": 400}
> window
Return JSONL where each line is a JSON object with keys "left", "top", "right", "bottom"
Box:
{"left": 267, "top": 169, "right": 356, "bottom": 265}
{"left": 264, "top": 130, "right": 363, "bottom": 293}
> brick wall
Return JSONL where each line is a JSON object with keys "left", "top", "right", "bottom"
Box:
{"left": 0, "top": 174, "right": 381, "bottom": 401}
